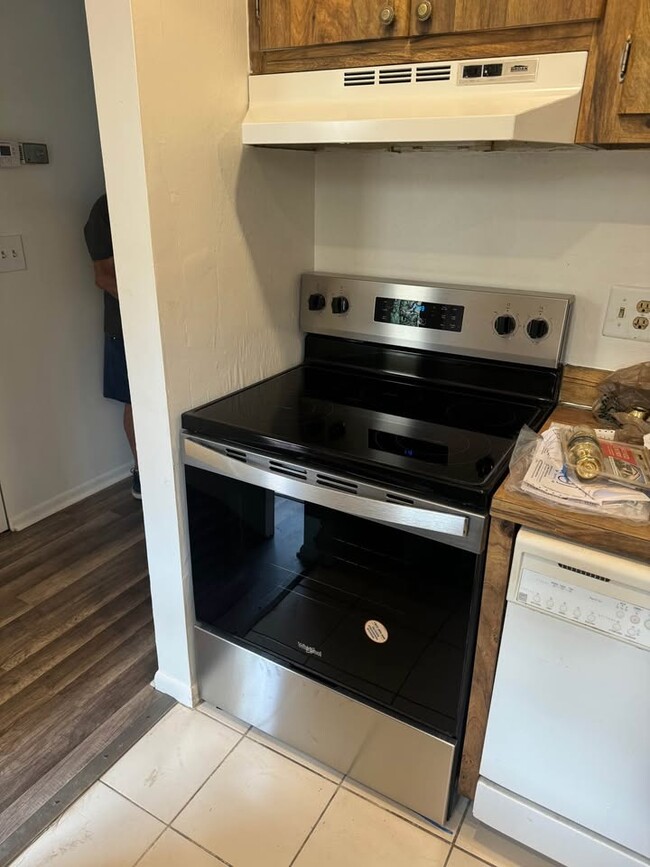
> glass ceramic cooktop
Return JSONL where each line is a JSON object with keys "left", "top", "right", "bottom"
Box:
{"left": 182, "top": 365, "right": 547, "bottom": 504}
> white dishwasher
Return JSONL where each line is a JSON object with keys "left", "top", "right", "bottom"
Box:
{"left": 474, "top": 528, "right": 650, "bottom": 867}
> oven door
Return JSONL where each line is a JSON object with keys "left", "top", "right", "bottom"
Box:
{"left": 184, "top": 434, "right": 486, "bottom": 742}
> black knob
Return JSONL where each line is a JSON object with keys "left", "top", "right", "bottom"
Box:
{"left": 527, "top": 318, "right": 550, "bottom": 340}
{"left": 332, "top": 296, "right": 350, "bottom": 314}
{"left": 308, "top": 293, "right": 326, "bottom": 311}
{"left": 494, "top": 314, "right": 516, "bottom": 336}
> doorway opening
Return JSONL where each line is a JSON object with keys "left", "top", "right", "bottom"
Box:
{"left": 0, "top": 0, "right": 159, "bottom": 857}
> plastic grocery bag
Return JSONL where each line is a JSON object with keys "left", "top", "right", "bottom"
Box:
{"left": 506, "top": 424, "right": 650, "bottom": 523}
{"left": 593, "top": 362, "right": 650, "bottom": 443}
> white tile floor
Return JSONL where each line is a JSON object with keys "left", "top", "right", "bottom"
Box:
{"left": 10, "top": 703, "right": 561, "bottom": 867}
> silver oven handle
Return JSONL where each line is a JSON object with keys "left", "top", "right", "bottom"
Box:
{"left": 184, "top": 436, "right": 469, "bottom": 539}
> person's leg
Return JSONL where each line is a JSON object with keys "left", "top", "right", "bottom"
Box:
{"left": 104, "top": 334, "right": 140, "bottom": 498}
{"left": 123, "top": 403, "right": 138, "bottom": 466}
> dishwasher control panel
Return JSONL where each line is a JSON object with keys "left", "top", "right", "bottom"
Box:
{"left": 517, "top": 567, "right": 650, "bottom": 648}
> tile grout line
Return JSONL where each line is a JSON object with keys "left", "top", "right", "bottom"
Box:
{"left": 165, "top": 730, "right": 247, "bottom": 828}
{"left": 190, "top": 709, "right": 466, "bottom": 846}
{"left": 243, "top": 729, "right": 344, "bottom": 786}
{"left": 338, "top": 779, "right": 464, "bottom": 844}
{"left": 195, "top": 705, "right": 251, "bottom": 737}
{"left": 288, "top": 774, "right": 345, "bottom": 866}
{"left": 448, "top": 843, "right": 500, "bottom": 867}
{"left": 130, "top": 824, "right": 167, "bottom": 867}
{"left": 99, "top": 780, "right": 171, "bottom": 828}
{"left": 168, "top": 827, "right": 234, "bottom": 867}
{"left": 101, "top": 720, "right": 246, "bottom": 867}
{"left": 114, "top": 705, "right": 471, "bottom": 867}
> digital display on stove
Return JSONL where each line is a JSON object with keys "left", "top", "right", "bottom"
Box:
{"left": 374, "top": 297, "right": 464, "bottom": 332}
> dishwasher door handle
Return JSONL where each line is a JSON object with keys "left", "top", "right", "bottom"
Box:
{"left": 184, "top": 435, "right": 471, "bottom": 540}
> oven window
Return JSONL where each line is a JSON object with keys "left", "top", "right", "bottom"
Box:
{"left": 187, "top": 466, "right": 478, "bottom": 740}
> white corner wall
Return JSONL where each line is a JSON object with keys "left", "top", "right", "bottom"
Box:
{"left": 315, "top": 149, "right": 650, "bottom": 371}
{"left": 0, "top": 0, "right": 132, "bottom": 529}
{"left": 85, "top": 0, "right": 314, "bottom": 704}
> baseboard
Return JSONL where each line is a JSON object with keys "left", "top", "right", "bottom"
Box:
{"left": 153, "top": 670, "right": 197, "bottom": 708}
{"left": 9, "top": 462, "right": 132, "bottom": 531}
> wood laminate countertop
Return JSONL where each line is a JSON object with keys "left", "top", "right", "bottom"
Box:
{"left": 491, "top": 404, "right": 650, "bottom": 561}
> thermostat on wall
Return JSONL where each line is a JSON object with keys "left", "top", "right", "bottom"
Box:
{"left": 0, "top": 141, "right": 21, "bottom": 168}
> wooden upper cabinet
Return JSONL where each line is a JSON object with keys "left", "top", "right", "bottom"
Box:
{"left": 411, "top": 0, "right": 605, "bottom": 37}
{"left": 576, "top": 0, "right": 650, "bottom": 144}
{"left": 619, "top": 0, "right": 650, "bottom": 116}
{"left": 258, "top": 0, "right": 411, "bottom": 50}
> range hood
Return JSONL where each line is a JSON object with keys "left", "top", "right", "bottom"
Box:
{"left": 243, "top": 51, "right": 588, "bottom": 148}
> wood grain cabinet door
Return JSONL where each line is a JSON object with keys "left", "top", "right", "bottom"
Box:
{"left": 411, "top": 0, "right": 605, "bottom": 36}
{"left": 576, "top": 0, "right": 650, "bottom": 144}
{"left": 259, "top": 0, "right": 411, "bottom": 50}
{"left": 619, "top": 0, "right": 650, "bottom": 116}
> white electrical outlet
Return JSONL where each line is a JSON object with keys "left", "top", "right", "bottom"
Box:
{"left": 0, "top": 235, "right": 26, "bottom": 273}
{"left": 602, "top": 285, "right": 650, "bottom": 343}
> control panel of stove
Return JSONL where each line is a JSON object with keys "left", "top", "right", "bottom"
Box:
{"left": 301, "top": 273, "right": 573, "bottom": 369}
{"left": 516, "top": 568, "right": 650, "bottom": 649}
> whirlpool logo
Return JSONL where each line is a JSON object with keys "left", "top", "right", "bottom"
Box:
{"left": 298, "top": 642, "right": 322, "bottom": 657}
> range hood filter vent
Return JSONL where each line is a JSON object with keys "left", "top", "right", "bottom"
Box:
{"left": 343, "top": 70, "right": 376, "bottom": 87}
{"left": 416, "top": 65, "right": 452, "bottom": 82}
{"left": 343, "top": 65, "right": 452, "bottom": 87}
{"left": 378, "top": 67, "right": 413, "bottom": 84}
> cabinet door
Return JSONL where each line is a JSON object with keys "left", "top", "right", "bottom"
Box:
{"left": 619, "top": 0, "right": 650, "bottom": 115}
{"left": 576, "top": 0, "right": 650, "bottom": 144}
{"left": 411, "top": 0, "right": 605, "bottom": 36}
{"left": 259, "top": 0, "right": 411, "bottom": 50}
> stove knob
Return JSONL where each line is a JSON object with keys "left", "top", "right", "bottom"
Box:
{"left": 332, "top": 296, "right": 350, "bottom": 314}
{"left": 494, "top": 314, "right": 516, "bottom": 336}
{"left": 526, "top": 318, "right": 550, "bottom": 340}
{"left": 308, "top": 293, "right": 326, "bottom": 311}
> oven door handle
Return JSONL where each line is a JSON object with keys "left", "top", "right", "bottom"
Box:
{"left": 184, "top": 436, "right": 470, "bottom": 539}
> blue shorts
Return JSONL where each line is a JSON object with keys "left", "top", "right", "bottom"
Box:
{"left": 103, "top": 334, "right": 131, "bottom": 404}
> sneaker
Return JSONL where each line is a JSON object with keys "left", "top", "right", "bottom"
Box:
{"left": 131, "top": 468, "right": 142, "bottom": 500}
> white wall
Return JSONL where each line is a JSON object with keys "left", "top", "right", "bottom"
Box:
{"left": 315, "top": 149, "right": 650, "bottom": 370}
{"left": 84, "top": 0, "right": 314, "bottom": 704}
{"left": 0, "top": 0, "right": 132, "bottom": 529}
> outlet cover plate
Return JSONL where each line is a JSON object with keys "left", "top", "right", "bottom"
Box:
{"left": 602, "top": 285, "right": 650, "bottom": 342}
{"left": 0, "top": 235, "right": 26, "bottom": 273}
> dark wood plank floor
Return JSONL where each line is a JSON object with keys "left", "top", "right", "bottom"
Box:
{"left": 0, "top": 480, "right": 157, "bottom": 842}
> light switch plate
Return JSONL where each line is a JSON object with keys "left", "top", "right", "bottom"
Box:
{"left": 0, "top": 235, "right": 26, "bottom": 272}
{"left": 0, "top": 141, "right": 21, "bottom": 168}
{"left": 602, "top": 285, "right": 650, "bottom": 342}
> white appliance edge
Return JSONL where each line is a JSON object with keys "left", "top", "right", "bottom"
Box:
{"left": 475, "top": 529, "right": 650, "bottom": 867}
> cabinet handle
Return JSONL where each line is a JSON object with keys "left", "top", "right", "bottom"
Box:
{"left": 416, "top": 1, "right": 433, "bottom": 22}
{"left": 619, "top": 35, "right": 632, "bottom": 83}
{"left": 379, "top": 5, "right": 396, "bottom": 25}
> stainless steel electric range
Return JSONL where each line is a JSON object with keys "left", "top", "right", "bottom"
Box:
{"left": 182, "top": 273, "right": 573, "bottom": 825}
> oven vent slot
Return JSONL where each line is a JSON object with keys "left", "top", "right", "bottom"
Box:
{"left": 379, "top": 67, "right": 413, "bottom": 85}
{"left": 415, "top": 64, "right": 451, "bottom": 82}
{"left": 316, "top": 474, "right": 358, "bottom": 494}
{"left": 385, "top": 493, "right": 414, "bottom": 505}
{"left": 225, "top": 447, "right": 247, "bottom": 463}
{"left": 268, "top": 460, "right": 307, "bottom": 481}
{"left": 558, "top": 562, "right": 610, "bottom": 583}
{"left": 343, "top": 69, "right": 376, "bottom": 87}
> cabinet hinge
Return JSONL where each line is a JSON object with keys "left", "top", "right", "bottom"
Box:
{"left": 619, "top": 35, "right": 632, "bottom": 83}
